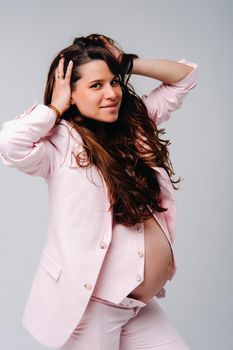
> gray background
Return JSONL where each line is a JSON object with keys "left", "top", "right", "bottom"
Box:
{"left": 0, "top": 0, "right": 232, "bottom": 349}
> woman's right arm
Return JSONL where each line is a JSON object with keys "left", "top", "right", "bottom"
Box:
{"left": 0, "top": 104, "right": 69, "bottom": 178}
{"left": 0, "top": 57, "right": 73, "bottom": 178}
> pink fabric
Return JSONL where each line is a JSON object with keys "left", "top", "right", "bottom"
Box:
{"left": 92, "top": 210, "right": 175, "bottom": 304}
{"left": 0, "top": 59, "right": 198, "bottom": 348}
{"left": 141, "top": 59, "right": 198, "bottom": 126}
{"left": 60, "top": 295, "right": 190, "bottom": 349}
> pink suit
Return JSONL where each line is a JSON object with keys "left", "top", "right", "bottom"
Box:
{"left": 0, "top": 59, "right": 198, "bottom": 348}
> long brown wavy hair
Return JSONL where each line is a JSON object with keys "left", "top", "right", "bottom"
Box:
{"left": 44, "top": 34, "right": 181, "bottom": 226}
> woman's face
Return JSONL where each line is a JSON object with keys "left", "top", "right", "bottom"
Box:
{"left": 71, "top": 60, "right": 122, "bottom": 123}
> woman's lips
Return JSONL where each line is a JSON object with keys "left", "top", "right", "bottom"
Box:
{"left": 101, "top": 102, "right": 118, "bottom": 108}
{"left": 101, "top": 102, "right": 118, "bottom": 110}
{"left": 104, "top": 106, "right": 117, "bottom": 110}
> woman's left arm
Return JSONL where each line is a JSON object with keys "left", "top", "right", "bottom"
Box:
{"left": 135, "top": 58, "right": 198, "bottom": 126}
{"left": 132, "top": 58, "right": 194, "bottom": 84}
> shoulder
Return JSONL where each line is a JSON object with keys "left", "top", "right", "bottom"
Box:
{"left": 46, "top": 119, "right": 82, "bottom": 146}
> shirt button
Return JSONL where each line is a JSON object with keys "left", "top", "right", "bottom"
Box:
{"left": 100, "top": 241, "right": 107, "bottom": 249}
{"left": 136, "top": 274, "right": 142, "bottom": 282}
{"left": 138, "top": 251, "right": 144, "bottom": 257}
{"left": 84, "top": 283, "right": 93, "bottom": 290}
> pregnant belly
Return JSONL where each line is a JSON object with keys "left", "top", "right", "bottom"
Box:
{"left": 127, "top": 215, "right": 173, "bottom": 303}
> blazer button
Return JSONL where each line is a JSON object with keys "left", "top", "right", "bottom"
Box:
{"left": 84, "top": 283, "right": 93, "bottom": 290}
{"left": 136, "top": 274, "right": 142, "bottom": 282}
{"left": 100, "top": 241, "right": 107, "bottom": 249}
{"left": 138, "top": 251, "right": 144, "bottom": 257}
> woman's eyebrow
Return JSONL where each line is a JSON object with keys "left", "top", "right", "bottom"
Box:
{"left": 88, "top": 75, "right": 118, "bottom": 84}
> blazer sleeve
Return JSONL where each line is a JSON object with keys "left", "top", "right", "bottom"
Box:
{"left": 141, "top": 59, "right": 199, "bottom": 126}
{"left": 0, "top": 103, "right": 70, "bottom": 178}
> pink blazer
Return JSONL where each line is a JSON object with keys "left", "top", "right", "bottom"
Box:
{"left": 0, "top": 59, "right": 198, "bottom": 348}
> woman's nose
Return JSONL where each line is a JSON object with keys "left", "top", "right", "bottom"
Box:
{"left": 104, "top": 84, "right": 118, "bottom": 99}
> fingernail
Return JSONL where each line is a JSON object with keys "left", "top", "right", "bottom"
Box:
{"left": 69, "top": 60, "right": 73, "bottom": 64}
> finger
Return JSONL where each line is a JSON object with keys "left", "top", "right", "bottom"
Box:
{"left": 56, "top": 57, "right": 65, "bottom": 79}
{"left": 65, "top": 60, "right": 73, "bottom": 81}
{"left": 99, "top": 35, "right": 108, "bottom": 43}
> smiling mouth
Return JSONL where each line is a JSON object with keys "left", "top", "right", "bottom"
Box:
{"left": 101, "top": 102, "right": 118, "bottom": 108}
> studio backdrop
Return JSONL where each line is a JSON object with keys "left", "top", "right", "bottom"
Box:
{"left": 0, "top": 0, "right": 232, "bottom": 349}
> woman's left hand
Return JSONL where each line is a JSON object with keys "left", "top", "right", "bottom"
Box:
{"left": 99, "top": 35, "right": 123, "bottom": 63}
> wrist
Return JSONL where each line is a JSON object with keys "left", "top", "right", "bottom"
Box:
{"left": 47, "top": 104, "right": 61, "bottom": 122}
{"left": 120, "top": 53, "right": 139, "bottom": 76}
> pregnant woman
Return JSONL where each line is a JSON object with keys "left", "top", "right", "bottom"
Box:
{"left": 0, "top": 34, "right": 198, "bottom": 349}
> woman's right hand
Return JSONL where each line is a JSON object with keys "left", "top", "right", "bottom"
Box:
{"left": 51, "top": 56, "right": 74, "bottom": 116}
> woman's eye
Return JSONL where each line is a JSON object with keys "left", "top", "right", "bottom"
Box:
{"left": 91, "top": 83, "right": 101, "bottom": 88}
{"left": 111, "top": 78, "right": 120, "bottom": 86}
{"left": 91, "top": 79, "right": 119, "bottom": 89}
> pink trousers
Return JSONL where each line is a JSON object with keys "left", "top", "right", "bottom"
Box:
{"left": 60, "top": 294, "right": 190, "bottom": 349}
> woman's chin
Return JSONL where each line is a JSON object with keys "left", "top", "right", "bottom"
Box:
{"left": 102, "top": 113, "right": 119, "bottom": 123}
{"left": 107, "top": 117, "right": 119, "bottom": 123}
